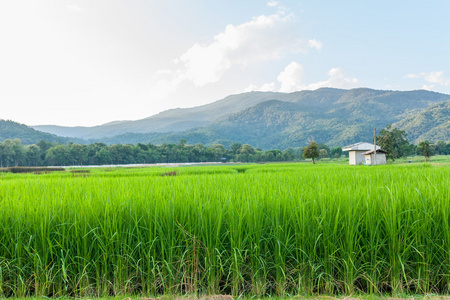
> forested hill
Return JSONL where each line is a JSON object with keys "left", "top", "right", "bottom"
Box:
{"left": 33, "top": 88, "right": 449, "bottom": 141}
{"left": 0, "top": 120, "right": 81, "bottom": 145}
{"left": 94, "top": 88, "right": 450, "bottom": 149}
{"left": 190, "top": 89, "right": 450, "bottom": 148}
{"left": 5, "top": 88, "right": 450, "bottom": 149}
{"left": 392, "top": 101, "right": 450, "bottom": 143}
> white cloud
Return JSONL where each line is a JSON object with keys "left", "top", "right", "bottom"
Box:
{"left": 277, "top": 61, "right": 304, "bottom": 92}
{"left": 304, "top": 68, "right": 359, "bottom": 90}
{"left": 178, "top": 14, "right": 300, "bottom": 86}
{"left": 179, "top": 42, "right": 230, "bottom": 86}
{"left": 267, "top": 1, "right": 279, "bottom": 7}
{"left": 423, "top": 71, "right": 450, "bottom": 85}
{"left": 277, "top": 62, "right": 358, "bottom": 92}
{"left": 404, "top": 73, "right": 420, "bottom": 79}
{"left": 152, "top": 12, "right": 306, "bottom": 97}
{"left": 308, "top": 39, "right": 323, "bottom": 50}
{"left": 422, "top": 84, "right": 435, "bottom": 90}
{"left": 244, "top": 82, "right": 276, "bottom": 92}
{"left": 260, "top": 82, "right": 277, "bottom": 91}
{"left": 405, "top": 71, "right": 450, "bottom": 86}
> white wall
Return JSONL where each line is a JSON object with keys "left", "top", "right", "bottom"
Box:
{"left": 349, "top": 150, "right": 366, "bottom": 165}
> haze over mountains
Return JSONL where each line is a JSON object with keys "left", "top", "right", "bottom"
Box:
{"left": 33, "top": 92, "right": 285, "bottom": 139}
{"left": 2, "top": 88, "right": 449, "bottom": 149}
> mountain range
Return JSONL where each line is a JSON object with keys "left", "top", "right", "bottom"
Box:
{"left": 1, "top": 88, "right": 448, "bottom": 149}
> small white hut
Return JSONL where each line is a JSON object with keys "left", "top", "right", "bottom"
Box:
{"left": 342, "top": 142, "right": 382, "bottom": 165}
{"left": 363, "top": 149, "right": 387, "bottom": 165}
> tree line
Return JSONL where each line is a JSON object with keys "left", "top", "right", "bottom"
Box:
{"left": 0, "top": 129, "right": 448, "bottom": 167}
{"left": 375, "top": 125, "right": 449, "bottom": 161}
{"left": 0, "top": 138, "right": 342, "bottom": 167}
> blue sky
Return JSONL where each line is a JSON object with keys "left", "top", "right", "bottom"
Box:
{"left": 1, "top": 1, "right": 449, "bottom": 126}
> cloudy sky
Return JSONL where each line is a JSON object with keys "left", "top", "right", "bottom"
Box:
{"left": 1, "top": 1, "right": 449, "bottom": 126}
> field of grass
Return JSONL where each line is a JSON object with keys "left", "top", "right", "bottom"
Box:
{"left": 0, "top": 161, "right": 449, "bottom": 298}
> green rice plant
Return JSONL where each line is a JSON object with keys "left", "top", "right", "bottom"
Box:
{"left": 0, "top": 163, "right": 448, "bottom": 297}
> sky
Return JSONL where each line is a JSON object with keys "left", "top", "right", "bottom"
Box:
{"left": 1, "top": 1, "right": 449, "bottom": 127}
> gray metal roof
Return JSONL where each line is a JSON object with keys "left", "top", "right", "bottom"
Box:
{"left": 363, "top": 149, "right": 388, "bottom": 155}
{"left": 342, "top": 142, "right": 381, "bottom": 151}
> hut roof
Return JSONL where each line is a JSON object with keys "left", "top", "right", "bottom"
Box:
{"left": 363, "top": 149, "right": 388, "bottom": 155}
{"left": 342, "top": 142, "right": 381, "bottom": 151}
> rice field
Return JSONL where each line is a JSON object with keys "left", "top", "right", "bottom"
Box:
{"left": 0, "top": 162, "right": 449, "bottom": 298}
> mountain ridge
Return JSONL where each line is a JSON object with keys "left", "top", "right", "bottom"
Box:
{"left": 6, "top": 88, "right": 450, "bottom": 149}
{"left": 33, "top": 91, "right": 287, "bottom": 139}
{"left": 92, "top": 88, "right": 450, "bottom": 149}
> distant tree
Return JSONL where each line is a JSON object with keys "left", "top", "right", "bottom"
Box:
{"left": 303, "top": 140, "right": 320, "bottom": 164}
{"left": 95, "top": 147, "right": 112, "bottom": 165}
{"left": 87, "top": 143, "right": 108, "bottom": 164}
{"left": 230, "top": 142, "right": 242, "bottom": 154}
{"left": 418, "top": 140, "right": 434, "bottom": 162}
{"left": 330, "top": 146, "right": 342, "bottom": 159}
{"left": 293, "top": 147, "right": 305, "bottom": 160}
{"left": 12, "top": 139, "right": 26, "bottom": 166}
{"left": 446, "top": 142, "right": 450, "bottom": 155}
{"left": 237, "top": 144, "right": 256, "bottom": 162}
{"left": 0, "top": 139, "right": 25, "bottom": 167}
{"left": 240, "top": 144, "right": 256, "bottom": 155}
{"left": 68, "top": 143, "right": 88, "bottom": 166}
{"left": 265, "top": 149, "right": 282, "bottom": 162}
{"left": 435, "top": 140, "right": 448, "bottom": 155}
{"left": 254, "top": 150, "right": 264, "bottom": 162}
{"left": 45, "top": 144, "right": 70, "bottom": 166}
{"left": 211, "top": 144, "right": 226, "bottom": 161}
{"left": 282, "top": 148, "right": 296, "bottom": 161}
{"left": 192, "top": 143, "right": 208, "bottom": 162}
{"left": 178, "top": 139, "right": 187, "bottom": 148}
{"left": 319, "top": 149, "right": 329, "bottom": 159}
{"left": 317, "top": 143, "right": 331, "bottom": 155}
{"left": 26, "top": 144, "right": 41, "bottom": 166}
{"left": 37, "top": 140, "right": 54, "bottom": 152}
{"left": 377, "top": 125, "right": 413, "bottom": 160}
{"left": 0, "top": 140, "right": 31, "bottom": 167}
{"left": 136, "top": 143, "right": 149, "bottom": 151}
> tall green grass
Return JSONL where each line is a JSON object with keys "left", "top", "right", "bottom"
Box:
{"left": 0, "top": 163, "right": 448, "bottom": 297}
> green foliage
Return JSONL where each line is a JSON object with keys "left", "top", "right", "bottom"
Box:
{"left": 230, "top": 142, "right": 242, "bottom": 154}
{"left": 376, "top": 125, "right": 413, "bottom": 160}
{"left": 319, "top": 148, "right": 329, "bottom": 158}
{"left": 1, "top": 138, "right": 308, "bottom": 166}
{"left": 303, "top": 141, "right": 320, "bottom": 164}
{"left": 23, "top": 89, "right": 450, "bottom": 149}
{"left": 137, "top": 90, "right": 449, "bottom": 150}
{"left": 330, "top": 146, "right": 343, "bottom": 158}
{"left": 418, "top": 140, "right": 434, "bottom": 161}
{"left": 0, "top": 119, "right": 78, "bottom": 145}
{"left": 435, "top": 140, "right": 450, "bottom": 155}
{"left": 393, "top": 101, "right": 450, "bottom": 143}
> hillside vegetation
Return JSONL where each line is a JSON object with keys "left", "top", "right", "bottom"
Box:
{"left": 93, "top": 88, "right": 449, "bottom": 149}
{"left": 0, "top": 120, "right": 72, "bottom": 144}
{"left": 9, "top": 88, "right": 450, "bottom": 149}
{"left": 393, "top": 101, "right": 450, "bottom": 143}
